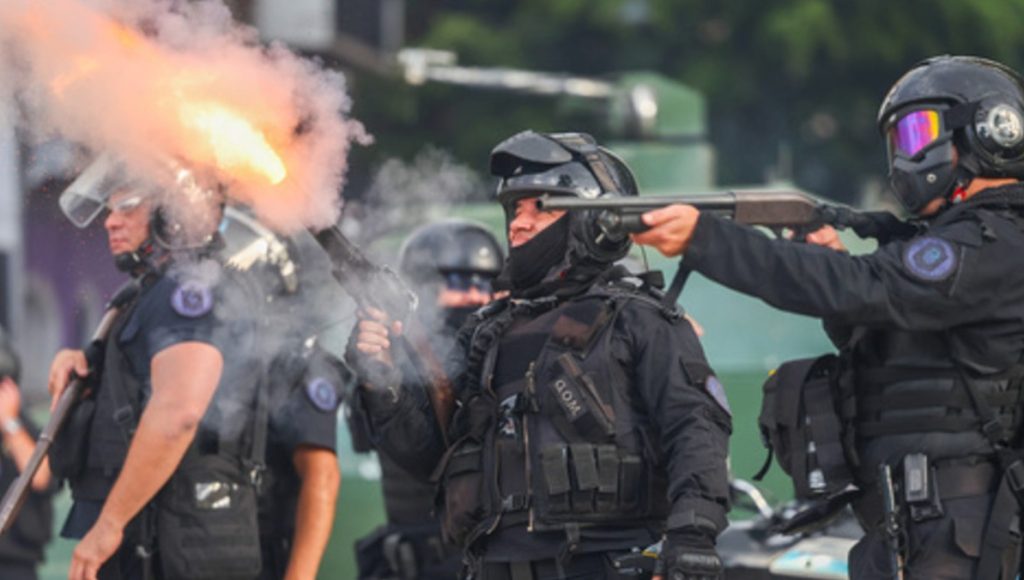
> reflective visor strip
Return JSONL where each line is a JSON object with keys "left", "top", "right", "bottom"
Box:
{"left": 887, "top": 109, "right": 942, "bottom": 157}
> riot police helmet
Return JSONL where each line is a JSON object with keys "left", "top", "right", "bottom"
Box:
{"left": 878, "top": 55, "right": 1024, "bottom": 213}
{"left": 398, "top": 218, "right": 504, "bottom": 291}
{"left": 489, "top": 130, "right": 639, "bottom": 265}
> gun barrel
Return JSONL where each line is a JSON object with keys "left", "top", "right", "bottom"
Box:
{"left": 538, "top": 193, "right": 739, "bottom": 213}
{"left": 539, "top": 189, "right": 822, "bottom": 229}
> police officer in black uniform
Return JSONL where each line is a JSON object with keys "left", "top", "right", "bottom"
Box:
{"left": 0, "top": 332, "right": 54, "bottom": 580}
{"left": 47, "top": 175, "right": 246, "bottom": 580}
{"left": 352, "top": 219, "right": 503, "bottom": 580}
{"left": 634, "top": 55, "right": 1024, "bottom": 579}
{"left": 351, "top": 131, "right": 732, "bottom": 580}
{"left": 257, "top": 338, "right": 346, "bottom": 580}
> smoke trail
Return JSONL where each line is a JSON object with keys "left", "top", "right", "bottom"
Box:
{"left": 0, "top": 0, "right": 368, "bottom": 233}
{"left": 346, "top": 146, "right": 487, "bottom": 242}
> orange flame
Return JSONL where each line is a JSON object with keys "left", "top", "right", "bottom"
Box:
{"left": 35, "top": 12, "right": 288, "bottom": 186}
{"left": 178, "top": 102, "right": 288, "bottom": 185}
{"left": 51, "top": 56, "right": 99, "bottom": 97}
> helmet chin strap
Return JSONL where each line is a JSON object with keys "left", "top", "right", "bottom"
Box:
{"left": 114, "top": 237, "right": 168, "bottom": 279}
{"left": 949, "top": 158, "right": 979, "bottom": 204}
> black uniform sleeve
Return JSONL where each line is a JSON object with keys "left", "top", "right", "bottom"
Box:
{"left": 128, "top": 275, "right": 219, "bottom": 361}
{"left": 273, "top": 382, "right": 339, "bottom": 454}
{"left": 684, "top": 211, "right": 1024, "bottom": 331}
{"left": 349, "top": 325, "right": 468, "bottom": 481}
{"left": 614, "top": 301, "right": 731, "bottom": 534}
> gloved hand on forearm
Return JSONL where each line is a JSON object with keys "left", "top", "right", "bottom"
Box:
{"left": 654, "top": 527, "right": 723, "bottom": 580}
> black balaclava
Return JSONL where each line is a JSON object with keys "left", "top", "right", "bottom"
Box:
{"left": 507, "top": 214, "right": 570, "bottom": 291}
{"left": 443, "top": 306, "right": 479, "bottom": 331}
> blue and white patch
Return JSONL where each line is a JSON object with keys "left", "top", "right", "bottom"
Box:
{"left": 171, "top": 281, "right": 214, "bottom": 318}
{"left": 306, "top": 377, "right": 339, "bottom": 412}
{"left": 705, "top": 375, "right": 731, "bottom": 417}
{"left": 902, "top": 237, "right": 958, "bottom": 282}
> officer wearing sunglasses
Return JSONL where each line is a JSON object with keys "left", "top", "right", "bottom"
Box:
{"left": 633, "top": 55, "right": 1024, "bottom": 579}
{"left": 351, "top": 219, "right": 504, "bottom": 580}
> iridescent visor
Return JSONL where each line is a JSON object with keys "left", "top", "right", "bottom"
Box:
{"left": 888, "top": 110, "right": 942, "bottom": 157}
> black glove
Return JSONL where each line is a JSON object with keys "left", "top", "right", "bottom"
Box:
{"left": 656, "top": 528, "right": 723, "bottom": 580}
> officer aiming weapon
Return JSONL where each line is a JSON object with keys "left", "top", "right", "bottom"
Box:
{"left": 314, "top": 226, "right": 456, "bottom": 443}
{"left": 878, "top": 463, "right": 906, "bottom": 580}
{"left": 537, "top": 189, "right": 917, "bottom": 243}
{"left": 0, "top": 281, "right": 140, "bottom": 534}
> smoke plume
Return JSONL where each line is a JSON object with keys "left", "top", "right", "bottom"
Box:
{"left": 0, "top": 0, "right": 368, "bottom": 233}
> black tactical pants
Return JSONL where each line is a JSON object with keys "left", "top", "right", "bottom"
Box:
{"left": 851, "top": 490, "right": 1021, "bottom": 579}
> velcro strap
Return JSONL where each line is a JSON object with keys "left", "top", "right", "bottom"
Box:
{"left": 859, "top": 367, "right": 958, "bottom": 385}
{"left": 570, "top": 444, "right": 599, "bottom": 491}
{"left": 860, "top": 389, "right": 966, "bottom": 415}
{"left": 596, "top": 445, "right": 618, "bottom": 494}
{"left": 541, "top": 447, "right": 572, "bottom": 495}
{"left": 858, "top": 416, "right": 979, "bottom": 437}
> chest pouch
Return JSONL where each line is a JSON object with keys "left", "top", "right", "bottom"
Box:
{"left": 153, "top": 352, "right": 269, "bottom": 579}
{"left": 154, "top": 453, "right": 263, "bottom": 579}
{"left": 431, "top": 393, "right": 495, "bottom": 547}
{"left": 758, "top": 354, "right": 856, "bottom": 499}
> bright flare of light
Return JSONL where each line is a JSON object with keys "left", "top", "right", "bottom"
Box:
{"left": 51, "top": 56, "right": 99, "bottom": 97}
{"left": 178, "top": 102, "right": 287, "bottom": 185}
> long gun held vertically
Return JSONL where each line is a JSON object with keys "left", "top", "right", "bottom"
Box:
{"left": 538, "top": 189, "right": 917, "bottom": 243}
{"left": 313, "top": 226, "right": 456, "bottom": 444}
{"left": 878, "top": 463, "right": 907, "bottom": 580}
{"left": 0, "top": 281, "right": 140, "bottom": 535}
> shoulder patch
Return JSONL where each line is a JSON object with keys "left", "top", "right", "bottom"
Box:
{"left": 902, "top": 237, "right": 958, "bottom": 282}
{"left": 305, "top": 377, "right": 339, "bottom": 412}
{"left": 170, "top": 281, "right": 214, "bottom": 318}
{"left": 705, "top": 375, "right": 732, "bottom": 417}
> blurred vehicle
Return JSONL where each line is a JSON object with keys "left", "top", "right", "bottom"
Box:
{"left": 720, "top": 480, "right": 861, "bottom": 580}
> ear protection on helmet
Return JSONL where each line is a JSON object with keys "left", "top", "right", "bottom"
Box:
{"left": 968, "top": 96, "right": 1024, "bottom": 170}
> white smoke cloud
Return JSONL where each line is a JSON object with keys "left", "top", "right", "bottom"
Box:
{"left": 0, "top": 0, "right": 369, "bottom": 233}
{"left": 346, "top": 146, "right": 487, "bottom": 243}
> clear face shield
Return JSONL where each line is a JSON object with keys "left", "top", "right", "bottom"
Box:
{"left": 58, "top": 152, "right": 140, "bottom": 228}
{"left": 59, "top": 153, "right": 227, "bottom": 251}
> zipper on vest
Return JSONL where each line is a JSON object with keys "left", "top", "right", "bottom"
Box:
{"left": 525, "top": 361, "right": 536, "bottom": 532}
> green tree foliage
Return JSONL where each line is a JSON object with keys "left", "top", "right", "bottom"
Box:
{"left": 350, "top": 0, "right": 1024, "bottom": 203}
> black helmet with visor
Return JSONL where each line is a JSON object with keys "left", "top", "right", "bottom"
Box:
{"left": 490, "top": 130, "right": 638, "bottom": 266}
{"left": 878, "top": 55, "right": 1024, "bottom": 213}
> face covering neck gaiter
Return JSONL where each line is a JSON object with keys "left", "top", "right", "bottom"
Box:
{"left": 507, "top": 214, "right": 570, "bottom": 291}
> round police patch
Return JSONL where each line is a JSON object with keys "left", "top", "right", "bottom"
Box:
{"left": 171, "top": 281, "right": 214, "bottom": 318}
{"left": 902, "top": 237, "right": 958, "bottom": 282}
{"left": 705, "top": 375, "right": 731, "bottom": 417}
{"left": 306, "top": 377, "right": 339, "bottom": 412}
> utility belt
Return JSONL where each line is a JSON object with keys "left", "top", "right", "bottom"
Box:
{"left": 355, "top": 522, "right": 460, "bottom": 580}
{"left": 856, "top": 455, "right": 1002, "bottom": 527}
{"left": 471, "top": 549, "right": 650, "bottom": 580}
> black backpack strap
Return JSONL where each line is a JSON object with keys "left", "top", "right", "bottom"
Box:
{"left": 102, "top": 301, "right": 143, "bottom": 444}
{"left": 247, "top": 364, "right": 271, "bottom": 489}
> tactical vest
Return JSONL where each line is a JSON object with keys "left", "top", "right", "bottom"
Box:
{"left": 65, "top": 281, "right": 267, "bottom": 579}
{"left": 435, "top": 282, "right": 678, "bottom": 549}
{"left": 69, "top": 301, "right": 141, "bottom": 502}
{"left": 853, "top": 330, "right": 1024, "bottom": 475}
